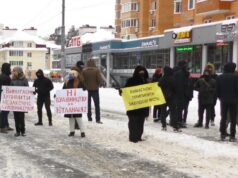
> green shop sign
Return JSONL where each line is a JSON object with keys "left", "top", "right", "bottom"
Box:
{"left": 176, "top": 46, "right": 193, "bottom": 52}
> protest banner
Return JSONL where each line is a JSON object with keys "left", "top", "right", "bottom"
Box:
{"left": 0, "top": 86, "right": 35, "bottom": 112}
{"left": 122, "top": 82, "right": 165, "bottom": 111}
{"left": 54, "top": 88, "right": 88, "bottom": 114}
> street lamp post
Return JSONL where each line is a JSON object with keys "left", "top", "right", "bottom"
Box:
{"left": 61, "top": 0, "right": 66, "bottom": 70}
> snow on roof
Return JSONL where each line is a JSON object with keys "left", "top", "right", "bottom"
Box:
{"left": 1, "top": 30, "right": 46, "bottom": 44}
{"left": 81, "top": 29, "right": 115, "bottom": 43}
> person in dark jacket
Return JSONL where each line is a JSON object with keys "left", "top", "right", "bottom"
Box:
{"left": 204, "top": 63, "right": 218, "bottom": 126}
{"left": 217, "top": 62, "right": 238, "bottom": 142}
{"left": 152, "top": 67, "right": 162, "bottom": 122}
{"left": 33, "top": 69, "right": 54, "bottom": 126}
{"left": 173, "top": 60, "right": 190, "bottom": 131}
{"left": 63, "top": 67, "right": 85, "bottom": 137}
{"left": 158, "top": 66, "right": 176, "bottom": 131}
{"left": 194, "top": 69, "right": 216, "bottom": 129}
{"left": 0, "top": 63, "right": 13, "bottom": 133}
{"left": 11, "top": 67, "right": 29, "bottom": 136}
{"left": 120, "top": 65, "right": 150, "bottom": 143}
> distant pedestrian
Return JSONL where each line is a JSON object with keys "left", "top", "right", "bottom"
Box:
{"left": 152, "top": 67, "right": 162, "bottom": 122}
{"left": 217, "top": 62, "right": 238, "bottom": 142}
{"left": 63, "top": 67, "right": 86, "bottom": 137}
{"left": 0, "top": 63, "right": 14, "bottom": 133}
{"left": 119, "top": 65, "right": 150, "bottom": 143}
{"left": 11, "top": 66, "right": 29, "bottom": 137}
{"left": 33, "top": 69, "right": 54, "bottom": 126}
{"left": 194, "top": 69, "right": 216, "bottom": 129}
{"left": 82, "top": 59, "right": 103, "bottom": 124}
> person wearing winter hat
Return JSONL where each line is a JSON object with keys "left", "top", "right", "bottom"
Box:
{"left": 33, "top": 69, "right": 54, "bottom": 126}
{"left": 63, "top": 66, "right": 86, "bottom": 137}
{"left": 152, "top": 67, "right": 162, "bottom": 122}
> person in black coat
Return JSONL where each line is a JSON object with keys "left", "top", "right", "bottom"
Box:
{"left": 158, "top": 66, "right": 176, "bottom": 131}
{"left": 63, "top": 67, "right": 86, "bottom": 137}
{"left": 194, "top": 69, "right": 216, "bottom": 129}
{"left": 217, "top": 62, "right": 238, "bottom": 142}
{"left": 152, "top": 67, "right": 162, "bottom": 122}
{"left": 173, "top": 60, "right": 190, "bottom": 131}
{"left": 120, "top": 65, "right": 149, "bottom": 143}
{"left": 0, "top": 63, "right": 13, "bottom": 133}
{"left": 33, "top": 69, "right": 54, "bottom": 126}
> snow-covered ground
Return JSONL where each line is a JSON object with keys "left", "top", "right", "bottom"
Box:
{"left": 0, "top": 82, "right": 238, "bottom": 178}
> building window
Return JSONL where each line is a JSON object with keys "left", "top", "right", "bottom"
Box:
{"left": 151, "top": 0, "right": 157, "bottom": 10}
{"left": 27, "top": 62, "right": 32, "bottom": 69}
{"left": 150, "top": 19, "right": 156, "bottom": 27}
{"left": 188, "top": 0, "right": 195, "bottom": 10}
{"left": 9, "top": 61, "right": 23, "bottom": 66}
{"left": 122, "top": 3, "right": 139, "bottom": 13}
{"left": 116, "top": 11, "right": 121, "bottom": 19}
{"left": 174, "top": 0, "right": 182, "bottom": 14}
{"left": 204, "top": 19, "right": 212, "bottom": 23}
{"left": 27, "top": 52, "right": 32, "bottom": 57}
{"left": 12, "top": 41, "right": 24, "bottom": 47}
{"left": 122, "top": 19, "right": 138, "bottom": 28}
{"left": 116, "top": 0, "right": 121, "bottom": 4}
{"left": 9, "top": 51, "right": 23, "bottom": 56}
{"left": 27, "top": 43, "right": 32, "bottom": 47}
{"left": 226, "top": 15, "right": 235, "bottom": 20}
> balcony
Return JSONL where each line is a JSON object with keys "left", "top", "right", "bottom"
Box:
{"left": 196, "top": 0, "right": 232, "bottom": 16}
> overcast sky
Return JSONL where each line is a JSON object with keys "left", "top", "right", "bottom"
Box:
{"left": 0, "top": 0, "right": 115, "bottom": 37}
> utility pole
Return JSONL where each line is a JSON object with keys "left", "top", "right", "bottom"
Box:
{"left": 61, "top": 0, "right": 66, "bottom": 70}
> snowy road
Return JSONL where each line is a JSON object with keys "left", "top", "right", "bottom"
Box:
{"left": 0, "top": 109, "right": 238, "bottom": 178}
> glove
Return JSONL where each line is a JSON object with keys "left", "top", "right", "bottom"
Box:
{"left": 54, "top": 94, "right": 56, "bottom": 98}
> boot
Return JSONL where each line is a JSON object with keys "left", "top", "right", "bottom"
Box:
{"left": 68, "top": 132, "right": 75, "bottom": 137}
{"left": 0, "top": 128, "right": 8, "bottom": 133}
{"left": 14, "top": 132, "right": 20, "bottom": 137}
{"left": 35, "top": 122, "right": 43, "bottom": 126}
{"left": 81, "top": 132, "right": 85, "bottom": 138}
{"left": 194, "top": 123, "right": 203, "bottom": 127}
{"left": 7, "top": 127, "right": 14, "bottom": 131}
{"left": 229, "top": 137, "right": 237, "bottom": 142}
{"left": 49, "top": 121, "right": 52, "bottom": 126}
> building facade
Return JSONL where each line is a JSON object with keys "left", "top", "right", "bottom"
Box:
{"left": 115, "top": 0, "right": 238, "bottom": 39}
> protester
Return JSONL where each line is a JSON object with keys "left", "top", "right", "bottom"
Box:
{"left": 63, "top": 67, "right": 86, "bottom": 137}
{"left": 82, "top": 59, "right": 103, "bottom": 124}
{"left": 152, "top": 67, "right": 162, "bottom": 122}
{"left": 158, "top": 66, "right": 176, "bottom": 131}
{"left": 217, "top": 62, "right": 238, "bottom": 142}
{"left": 33, "top": 69, "right": 54, "bottom": 126}
{"left": 11, "top": 67, "right": 29, "bottom": 136}
{"left": 204, "top": 63, "right": 218, "bottom": 126}
{"left": 0, "top": 63, "right": 13, "bottom": 133}
{"left": 194, "top": 69, "right": 216, "bottom": 129}
{"left": 119, "top": 65, "right": 150, "bottom": 143}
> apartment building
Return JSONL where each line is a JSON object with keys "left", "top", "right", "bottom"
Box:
{"left": 115, "top": 0, "right": 238, "bottom": 39}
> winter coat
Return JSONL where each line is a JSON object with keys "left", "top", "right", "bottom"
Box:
{"left": 124, "top": 65, "right": 150, "bottom": 117}
{"left": 33, "top": 70, "right": 54, "bottom": 98}
{"left": 82, "top": 60, "right": 102, "bottom": 91}
{"left": 217, "top": 62, "right": 238, "bottom": 104}
{"left": 0, "top": 63, "right": 11, "bottom": 100}
{"left": 63, "top": 79, "right": 85, "bottom": 118}
{"left": 194, "top": 76, "right": 216, "bottom": 104}
{"left": 158, "top": 66, "right": 176, "bottom": 103}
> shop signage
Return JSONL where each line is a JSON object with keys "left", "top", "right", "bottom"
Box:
{"left": 172, "top": 30, "right": 192, "bottom": 44}
{"left": 216, "top": 23, "right": 238, "bottom": 42}
{"left": 99, "top": 44, "right": 111, "bottom": 50}
{"left": 176, "top": 46, "right": 193, "bottom": 52}
{"left": 141, "top": 40, "right": 158, "bottom": 47}
{"left": 68, "top": 36, "right": 81, "bottom": 47}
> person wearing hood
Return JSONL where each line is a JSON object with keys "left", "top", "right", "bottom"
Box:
{"left": 204, "top": 63, "right": 218, "bottom": 126}
{"left": 120, "top": 65, "right": 150, "bottom": 143}
{"left": 158, "top": 66, "right": 176, "bottom": 131}
{"left": 0, "top": 63, "right": 14, "bottom": 133}
{"left": 194, "top": 69, "right": 216, "bottom": 129}
{"left": 152, "top": 67, "right": 162, "bottom": 122}
{"left": 63, "top": 67, "right": 86, "bottom": 137}
{"left": 33, "top": 69, "right": 54, "bottom": 126}
{"left": 217, "top": 62, "right": 238, "bottom": 142}
{"left": 11, "top": 66, "right": 29, "bottom": 136}
{"left": 82, "top": 59, "right": 103, "bottom": 124}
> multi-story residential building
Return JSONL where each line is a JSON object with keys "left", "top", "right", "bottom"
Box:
{"left": 115, "top": 0, "right": 238, "bottom": 39}
{"left": 0, "top": 30, "right": 60, "bottom": 79}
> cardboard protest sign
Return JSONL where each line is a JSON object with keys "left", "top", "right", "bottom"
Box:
{"left": 54, "top": 89, "right": 88, "bottom": 114}
{"left": 122, "top": 82, "right": 166, "bottom": 111}
{"left": 0, "top": 86, "right": 35, "bottom": 112}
